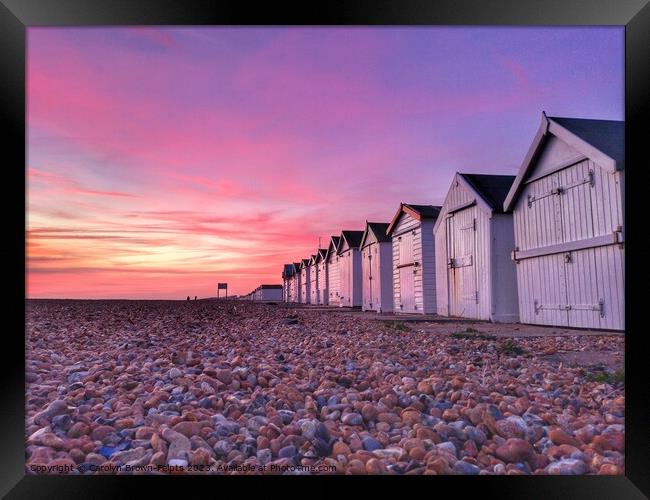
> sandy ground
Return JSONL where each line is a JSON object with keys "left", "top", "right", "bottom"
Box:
{"left": 25, "top": 299, "right": 624, "bottom": 475}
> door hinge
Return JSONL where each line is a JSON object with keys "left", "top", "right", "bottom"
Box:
{"left": 564, "top": 252, "right": 572, "bottom": 263}
{"left": 614, "top": 225, "right": 624, "bottom": 245}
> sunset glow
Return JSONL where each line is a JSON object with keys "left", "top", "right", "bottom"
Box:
{"left": 27, "top": 27, "right": 623, "bottom": 298}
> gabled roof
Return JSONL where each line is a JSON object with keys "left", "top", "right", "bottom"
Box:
{"left": 504, "top": 112, "right": 624, "bottom": 211}
{"left": 282, "top": 263, "right": 294, "bottom": 279}
{"left": 360, "top": 221, "right": 391, "bottom": 248}
{"left": 311, "top": 249, "right": 327, "bottom": 264}
{"left": 325, "top": 236, "right": 341, "bottom": 261}
{"left": 300, "top": 258, "right": 311, "bottom": 269}
{"left": 315, "top": 248, "right": 328, "bottom": 262}
{"left": 337, "top": 230, "right": 364, "bottom": 253}
{"left": 549, "top": 116, "right": 624, "bottom": 167}
{"left": 459, "top": 173, "right": 516, "bottom": 212}
{"left": 386, "top": 203, "right": 441, "bottom": 235}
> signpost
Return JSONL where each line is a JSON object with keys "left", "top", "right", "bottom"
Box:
{"left": 217, "top": 283, "right": 228, "bottom": 298}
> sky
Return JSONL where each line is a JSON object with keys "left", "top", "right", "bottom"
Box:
{"left": 26, "top": 27, "right": 623, "bottom": 299}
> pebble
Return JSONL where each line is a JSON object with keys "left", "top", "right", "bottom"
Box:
{"left": 545, "top": 458, "right": 589, "bottom": 475}
{"left": 341, "top": 413, "right": 363, "bottom": 426}
{"left": 454, "top": 460, "right": 481, "bottom": 475}
{"left": 25, "top": 300, "right": 625, "bottom": 475}
{"left": 362, "top": 437, "right": 382, "bottom": 451}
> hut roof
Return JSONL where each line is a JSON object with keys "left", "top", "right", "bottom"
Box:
{"left": 459, "top": 174, "right": 516, "bottom": 213}
{"left": 504, "top": 113, "right": 624, "bottom": 211}
{"left": 338, "top": 230, "right": 364, "bottom": 251}
{"left": 387, "top": 203, "right": 441, "bottom": 235}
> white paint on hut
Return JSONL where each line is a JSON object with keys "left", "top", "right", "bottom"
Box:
{"left": 309, "top": 252, "right": 324, "bottom": 305}
{"left": 337, "top": 231, "right": 364, "bottom": 308}
{"left": 299, "top": 258, "right": 311, "bottom": 304}
{"left": 387, "top": 203, "right": 441, "bottom": 314}
{"left": 288, "top": 262, "right": 301, "bottom": 302}
{"left": 325, "top": 236, "right": 341, "bottom": 306}
{"left": 434, "top": 173, "right": 519, "bottom": 322}
{"left": 258, "top": 284, "right": 283, "bottom": 301}
{"left": 315, "top": 248, "right": 329, "bottom": 305}
{"left": 504, "top": 113, "right": 625, "bottom": 330}
{"left": 281, "top": 264, "right": 294, "bottom": 302}
{"left": 360, "top": 221, "right": 394, "bottom": 313}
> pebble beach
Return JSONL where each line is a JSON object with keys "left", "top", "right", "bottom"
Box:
{"left": 25, "top": 299, "right": 625, "bottom": 475}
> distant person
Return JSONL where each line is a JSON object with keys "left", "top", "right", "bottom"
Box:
{"left": 187, "top": 296, "right": 190, "bottom": 301}
{"left": 194, "top": 296, "right": 197, "bottom": 301}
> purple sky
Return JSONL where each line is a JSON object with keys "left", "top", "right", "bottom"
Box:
{"left": 27, "top": 27, "right": 623, "bottom": 298}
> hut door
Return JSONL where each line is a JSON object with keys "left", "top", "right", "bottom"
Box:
{"left": 398, "top": 231, "right": 416, "bottom": 312}
{"left": 558, "top": 162, "right": 602, "bottom": 328}
{"left": 311, "top": 267, "right": 318, "bottom": 305}
{"left": 339, "top": 252, "right": 349, "bottom": 306}
{"left": 447, "top": 206, "right": 478, "bottom": 318}
{"left": 371, "top": 246, "right": 381, "bottom": 310}
{"left": 362, "top": 248, "right": 372, "bottom": 309}
{"left": 521, "top": 172, "right": 569, "bottom": 326}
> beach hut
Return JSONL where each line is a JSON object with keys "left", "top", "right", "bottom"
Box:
{"left": 386, "top": 203, "right": 441, "bottom": 314}
{"left": 281, "top": 264, "right": 294, "bottom": 302}
{"left": 360, "top": 222, "right": 394, "bottom": 313}
{"left": 309, "top": 252, "right": 325, "bottom": 305}
{"left": 337, "top": 231, "right": 364, "bottom": 308}
{"left": 504, "top": 113, "right": 624, "bottom": 330}
{"left": 258, "top": 284, "right": 283, "bottom": 301}
{"left": 291, "top": 262, "right": 302, "bottom": 303}
{"left": 315, "top": 248, "right": 329, "bottom": 305}
{"left": 299, "top": 258, "right": 311, "bottom": 304}
{"left": 434, "top": 173, "right": 519, "bottom": 322}
{"left": 325, "top": 236, "right": 341, "bottom": 306}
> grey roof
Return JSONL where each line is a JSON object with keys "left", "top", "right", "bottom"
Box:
{"left": 367, "top": 222, "right": 391, "bottom": 243}
{"left": 387, "top": 203, "right": 442, "bottom": 235}
{"left": 282, "top": 263, "right": 294, "bottom": 278}
{"left": 325, "top": 236, "right": 341, "bottom": 259}
{"left": 260, "top": 284, "right": 283, "bottom": 289}
{"left": 340, "top": 230, "right": 364, "bottom": 249}
{"left": 404, "top": 204, "right": 441, "bottom": 218}
{"left": 504, "top": 113, "right": 624, "bottom": 212}
{"left": 549, "top": 116, "right": 624, "bottom": 166}
{"left": 459, "top": 173, "right": 516, "bottom": 213}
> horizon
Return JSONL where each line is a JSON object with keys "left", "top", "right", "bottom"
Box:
{"left": 26, "top": 26, "right": 623, "bottom": 299}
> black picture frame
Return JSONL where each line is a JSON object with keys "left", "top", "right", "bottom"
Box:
{"left": 3, "top": 0, "right": 648, "bottom": 497}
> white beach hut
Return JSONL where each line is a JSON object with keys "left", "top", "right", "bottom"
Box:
{"left": 281, "top": 264, "right": 293, "bottom": 302}
{"left": 434, "top": 173, "right": 519, "bottom": 322}
{"left": 360, "top": 222, "right": 394, "bottom": 313}
{"left": 504, "top": 113, "right": 624, "bottom": 330}
{"left": 325, "top": 236, "right": 341, "bottom": 306}
{"left": 309, "top": 251, "right": 325, "bottom": 305}
{"left": 315, "top": 248, "right": 329, "bottom": 305}
{"left": 287, "top": 262, "right": 301, "bottom": 302}
{"left": 299, "top": 258, "right": 311, "bottom": 304}
{"left": 337, "top": 231, "right": 364, "bottom": 308}
{"left": 290, "top": 262, "right": 301, "bottom": 303}
{"left": 258, "top": 284, "right": 283, "bottom": 302}
{"left": 386, "top": 203, "right": 441, "bottom": 314}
